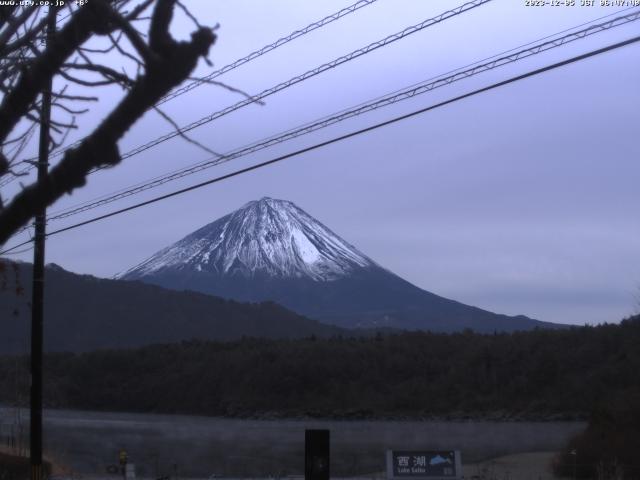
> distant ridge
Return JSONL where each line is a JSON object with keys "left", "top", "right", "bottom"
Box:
{"left": 0, "top": 260, "right": 346, "bottom": 354}
{"left": 121, "top": 197, "right": 561, "bottom": 332}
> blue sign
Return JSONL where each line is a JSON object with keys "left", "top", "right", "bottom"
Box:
{"left": 386, "top": 450, "right": 462, "bottom": 480}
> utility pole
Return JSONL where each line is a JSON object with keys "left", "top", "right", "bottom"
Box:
{"left": 31, "top": 8, "right": 55, "bottom": 480}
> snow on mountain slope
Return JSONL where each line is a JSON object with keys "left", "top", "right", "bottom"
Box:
{"left": 119, "top": 197, "right": 556, "bottom": 332}
{"left": 120, "top": 197, "right": 377, "bottom": 282}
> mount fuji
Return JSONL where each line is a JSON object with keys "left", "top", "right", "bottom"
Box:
{"left": 120, "top": 197, "right": 558, "bottom": 332}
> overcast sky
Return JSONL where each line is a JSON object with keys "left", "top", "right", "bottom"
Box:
{"left": 3, "top": 0, "right": 639, "bottom": 326}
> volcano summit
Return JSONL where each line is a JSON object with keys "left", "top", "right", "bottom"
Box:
{"left": 120, "top": 197, "right": 558, "bottom": 332}
{"left": 122, "top": 197, "right": 377, "bottom": 282}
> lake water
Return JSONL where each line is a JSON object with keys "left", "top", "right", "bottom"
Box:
{"left": 0, "top": 408, "right": 585, "bottom": 477}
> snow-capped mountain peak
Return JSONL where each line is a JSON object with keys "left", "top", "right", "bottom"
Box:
{"left": 121, "top": 197, "right": 377, "bottom": 282}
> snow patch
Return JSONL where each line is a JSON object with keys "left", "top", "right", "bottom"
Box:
{"left": 120, "top": 197, "right": 377, "bottom": 282}
{"left": 291, "top": 228, "right": 320, "bottom": 264}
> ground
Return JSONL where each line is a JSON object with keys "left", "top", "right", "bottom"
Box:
{"left": 464, "top": 452, "right": 559, "bottom": 480}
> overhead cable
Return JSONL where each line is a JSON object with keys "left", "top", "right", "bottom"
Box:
{"left": 157, "top": 0, "right": 382, "bottom": 105}
{"left": 3, "top": 0, "right": 491, "bottom": 188}
{"left": 2, "top": 33, "right": 638, "bottom": 255}
{"left": 0, "top": 0, "right": 382, "bottom": 186}
{"left": 37, "top": 9, "right": 640, "bottom": 226}
{"left": 116, "top": 0, "right": 492, "bottom": 162}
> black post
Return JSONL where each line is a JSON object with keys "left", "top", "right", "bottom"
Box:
{"left": 30, "top": 9, "right": 55, "bottom": 480}
{"left": 305, "top": 429, "right": 330, "bottom": 480}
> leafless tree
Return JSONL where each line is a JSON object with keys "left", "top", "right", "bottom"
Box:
{"left": 0, "top": 0, "right": 217, "bottom": 245}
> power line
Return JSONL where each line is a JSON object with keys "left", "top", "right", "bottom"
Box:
{"left": 3, "top": 0, "right": 492, "bottom": 188}
{"left": 44, "top": 6, "right": 640, "bottom": 218}
{"left": 1, "top": 244, "right": 34, "bottom": 255}
{"left": 157, "top": 0, "right": 382, "bottom": 105}
{"left": 32, "top": 9, "right": 640, "bottom": 227}
{"left": 2, "top": 33, "right": 637, "bottom": 256}
{"left": 1, "top": 238, "right": 35, "bottom": 256}
{"left": 0, "top": 0, "right": 491, "bottom": 190}
{"left": 0, "top": 0, "right": 382, "bottom": 187}
{"left": 115, "top": 0, "right": 492, "bottom": 162}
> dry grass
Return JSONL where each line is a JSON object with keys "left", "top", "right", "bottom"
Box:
{"left": 464, "top": 451, "right": 560, "bottom": 480}
{"left": 0, "top": 445, "right": 68, "bottom": 478}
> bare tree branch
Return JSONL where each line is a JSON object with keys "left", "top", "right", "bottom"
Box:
{"left": 187, "top": 76, "right": 266, "bottom": 105}
{"left": 0, "top": 0, "right": 216, "bottom": 244}
{"left": 0, "top": 9, "right": 48, "bottom": 57}
{"left": 124, "top": 0, "right": 156, "bottom": 21}
{"left": 0, "top": 5, "right": 38, "bottom": 53}
{"left": 152, "top": 104, "right": 221, "bottom": 158}
{"left": 0, "top": 0, "right": 117, "bottom": 143}
{"left": 109, "top": 9, "right": 159, "bottom": 65}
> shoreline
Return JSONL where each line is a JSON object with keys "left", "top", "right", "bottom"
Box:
{"left": 1, "top": 404, "right": 589, "bottom": 423}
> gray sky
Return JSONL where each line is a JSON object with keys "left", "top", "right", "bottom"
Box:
{"left": 3, "top": 0, "right": 640, "bottom": 326}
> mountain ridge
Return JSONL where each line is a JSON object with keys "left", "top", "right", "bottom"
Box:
{"left": 122, "top": 197, "right": 561, "bottom": 332}
{"left": 0, "top": 260, "right": 348, "bottom": 354}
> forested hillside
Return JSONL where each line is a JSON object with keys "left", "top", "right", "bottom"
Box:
{"left": 0, "top": 261, "right": 347, "bottom": 353}
{"left": 0, "top": 316, "right": 638, "bottom": 418}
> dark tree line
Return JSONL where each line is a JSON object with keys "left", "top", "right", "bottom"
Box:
{"left": 553, "top": 388, "right": 640, "bottom": 479}
{"left": 1, "top": 315, "right": 638, "bottom": 419}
